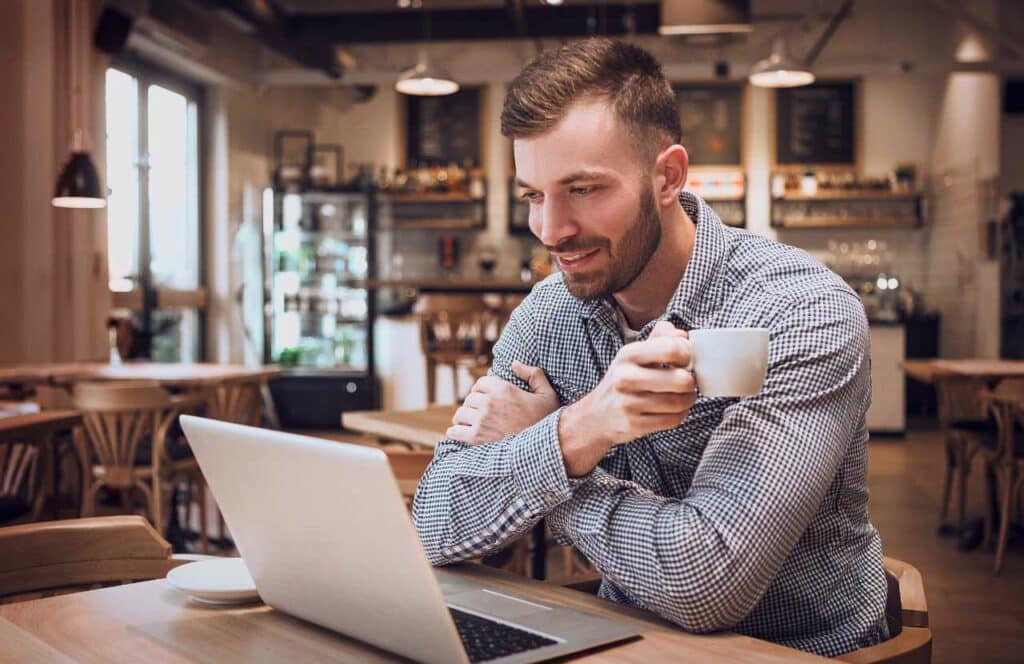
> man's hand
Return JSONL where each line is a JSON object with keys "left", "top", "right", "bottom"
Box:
{"left": 558, "top": 321, "right": 697, "bottom": 477}
{"left": 446, "top": 360, "right": 560, "bottom": 445}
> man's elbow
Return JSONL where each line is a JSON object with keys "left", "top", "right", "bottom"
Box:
{"left": 652, "top": 558, "right": 765, "bottom": 633}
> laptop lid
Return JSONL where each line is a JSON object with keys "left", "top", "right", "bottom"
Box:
{"left": 179, "top": 415, "right": 469, "bottom": 664}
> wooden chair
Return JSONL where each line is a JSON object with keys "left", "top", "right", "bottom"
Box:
{"left": 207, "top": 376, "right": 264, "bottom": 427}
{"left": 560, "top": 557, "right": 931, "bottom": 663}
{"left": 934, "top": 375, "right": 993, "bottom": 535}
{"left": 0, "top": 515, "right": 188, "bottom": 603}
{"left": 0, "top": 411, "right": 82, "bottom": 525}
{"left": 384, "top": 448, "right": 434, "bottom": 508}
{"left": 417, "top": 295, "right": 492, "bottom": 404}
{"left": 836, "top": 557, "right": 931, "bottom": 663}
{"left": 71, "top": 382, "right": 209, "bottom": 551}
{"left": 985, "top": 395, "right": 1024, "bottom": 573}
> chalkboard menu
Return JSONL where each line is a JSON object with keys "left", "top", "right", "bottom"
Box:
{"left": 405, "top": 87, "right": 481, "bottom": 166}
{"left": 776, "top": 81, "right": 856, "bottom": 165}
{"left": 674, "top": 84, "right": 743, "bottom": 165}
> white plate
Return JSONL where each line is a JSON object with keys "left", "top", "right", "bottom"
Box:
{"left": 166, "top": 558, "right": 261, "bottom": 605}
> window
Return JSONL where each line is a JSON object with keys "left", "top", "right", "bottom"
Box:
{"left": 105, "top": 63, "right": 204, "bottom": 362}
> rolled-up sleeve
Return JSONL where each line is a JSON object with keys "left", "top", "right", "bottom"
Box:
{"left": 412, "top": 290, "right": 574, "bottom": 565}
{"left": 547, "top": 288, "right": 871, "bottom": 632}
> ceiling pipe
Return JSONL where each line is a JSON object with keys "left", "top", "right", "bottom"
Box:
{"left": 802, "top": 0, "right": 854, "bottom": 67}
{"left": 197, "top": 0, "right": 342, "bottom": 78}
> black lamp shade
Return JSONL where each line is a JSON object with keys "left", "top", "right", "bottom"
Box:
{"left": 52, "top": 151, "right": 106, "bottom": 208}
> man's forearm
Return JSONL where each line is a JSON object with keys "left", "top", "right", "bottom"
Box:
{"left": 412, "top": 409, "right": 573, "bottom": 565}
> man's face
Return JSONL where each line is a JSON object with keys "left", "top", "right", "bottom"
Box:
{"left": 513, "top": 99, "right": 662, "bottom": 301}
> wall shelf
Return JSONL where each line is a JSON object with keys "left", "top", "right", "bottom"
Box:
{"left": 379, "top": 189, "right": 487, "bottom": 231}
{"left": 771, "top": 191, "right": 923, "bottom": 229}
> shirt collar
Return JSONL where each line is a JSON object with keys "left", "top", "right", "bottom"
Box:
{"left": 580, "top": 190, "right": 731, "bottom": 331}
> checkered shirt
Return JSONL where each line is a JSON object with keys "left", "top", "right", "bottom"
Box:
{"left": 412, "top": 191, "right": 890, "bottom": 657}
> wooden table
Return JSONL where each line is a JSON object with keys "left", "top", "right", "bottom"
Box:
{"left": 342, "top": 405, "right": 457, "bottom": 449}
{"left": 0, "top": 562, "right": 825, "bottom": 663}
{"left": 0, "top": 362, "right": 282, "bottom": 390}
{"left": 0, "top": 410, "right": 81, "bottom": 443}
{"left": 901, "top": 359, "right": 1024, "bottom": 385}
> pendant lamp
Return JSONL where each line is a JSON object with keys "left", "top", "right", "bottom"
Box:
{"left": 53, "top": 0, "right": 106, "bottom": 208}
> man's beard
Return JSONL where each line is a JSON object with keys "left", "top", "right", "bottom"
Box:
{"left": 554, "top": 187, "right": 662, "bottom": 301}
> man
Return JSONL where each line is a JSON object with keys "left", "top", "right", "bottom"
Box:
{"left": 412, "top": 38, "right": 889, "bottom": 657}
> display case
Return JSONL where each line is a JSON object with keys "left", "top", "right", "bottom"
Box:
{"left": 263, "top": 188, "right": 378, "bottom": 427}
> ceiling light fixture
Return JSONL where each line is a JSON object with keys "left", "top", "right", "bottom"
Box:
{"left": 396, "top": 53, "right": 460, "bottom": 96}
{"left": 53, "top": 0, "right": 106, "bottom": 208}
{"left": 395, "top": 9, "right": 458, "bottom": 96}
{"left": 748, "top": 38, "right": 815, "bottom": 88}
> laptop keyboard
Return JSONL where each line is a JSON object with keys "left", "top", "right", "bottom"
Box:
{"left": 448, "top": 607, "right": 558, "bottom": 662}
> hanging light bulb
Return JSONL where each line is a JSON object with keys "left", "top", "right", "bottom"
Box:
{"left": 395, "top": 52, "right": 459, "bottom": 96}
{"left": 748, "top": 38, "right": 815, "bottom": 88}
{"left": 53, "top": 0, "right": 106, "bottom": 209}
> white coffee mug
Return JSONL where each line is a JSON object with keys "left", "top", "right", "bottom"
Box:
{"left": 685, "top": 328, "right": 769, "bottom": 397}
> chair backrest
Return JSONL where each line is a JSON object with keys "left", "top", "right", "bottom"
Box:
{"left": 71, "top": 383, "right": 173, "bottom": 480}
{"left": 836, "top": 556, "right": 931, "bottom": 664}
{"left": 0, "top": 515, "right": 187, "bottom": 603}
{"left": 32, "top": 384, "right": 74, "bottom": 411}
{"left": 933, "top": 375, "right": 990, "bottom": 425}
{"left": 417, "top": 294, "right": 490, "bottom": 359}
{"left": 980, "top": 379, "right": 1024, "bottom": 460}
{"left": 0, "top": 411, "right": 83, "bottom": 524}
{"left": 209, "top": 378, "right": 262, "bottom": 426}
{"left": 384, "top": 448, "right": 434, "bottom": 507}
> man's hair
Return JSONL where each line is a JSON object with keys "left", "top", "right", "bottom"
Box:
{"left": 501, "top": 38, "right": 681, "bottom": 165}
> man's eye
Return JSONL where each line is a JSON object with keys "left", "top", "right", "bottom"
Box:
{"left": 521, "top": 191, "right": 541, "bottom": 202}
{"left": 570, "top": 187, "right": 592, "bottom": 196}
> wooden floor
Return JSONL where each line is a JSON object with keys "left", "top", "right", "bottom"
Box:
{"left": 869, "top": 426, "right": 1024, "bottom": 664}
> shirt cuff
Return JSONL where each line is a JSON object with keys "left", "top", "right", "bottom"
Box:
{"left": 510, "top": 407, "right": 573, "bottom": 513}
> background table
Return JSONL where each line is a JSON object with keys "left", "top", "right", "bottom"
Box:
{"left": 0, "top": 362, "right": 281, "bottom": 390}
{"left": 342, "top": 405, "right": 456, "bottom": 449}
{"left": 902, "top": 359, "right": 1024, "bottom": 384}
{"left": 0, "top": 562, "right": 825, "bottom": 663}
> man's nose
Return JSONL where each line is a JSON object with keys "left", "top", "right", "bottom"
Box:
{"left": 532, "top": 195, "right": 577, "bottom": 248}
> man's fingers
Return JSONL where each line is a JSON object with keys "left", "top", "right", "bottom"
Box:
{"left": 627, "top": 391, "right": 698, "bottom": 414}
{"left": 469, "top": 375, "right": 504, "bottom": 394}
{"left": 462, "top": 392, "right": 486, "bottom": 410}
{"left": 451, "top": 405, "right": 479, "bottom": 427}
{"left": 512, "top": 360, "right": 555, "bottom": 394}
{"left": 446, "top": 424, "right": 477, "bottom": 443}
{"left": 615, "top": 366, "right": 695, "bottom": 394}
{"left": 620, "top": 336, "right": 692, "bottom": 368}
{"left": 648, "top": 320, "right": 688, "bottom": 339}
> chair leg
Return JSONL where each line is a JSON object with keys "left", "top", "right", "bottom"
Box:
{"left": 81, "top": 480, "right": 102, "bottom": 517}
{"left": 939, "top": 437, "right": 957, "bottom": 528}
{"left": 956, "top": 442, "right": 971, "bottom": 532}
{"left": 147, "top": 477, "right": 162, "bottom": 535}
{"left": 994, "top": 464, "right": 1017, "bottom": 574}
{"left": 983, "top": 460, "right": 998, "bottom": 551}
{"left": 426, "top": 359, "right": 437, "bottom": 405}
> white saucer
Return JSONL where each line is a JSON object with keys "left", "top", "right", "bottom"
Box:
{"left": 166, "top": 558, "right": 261, "bottom": 605}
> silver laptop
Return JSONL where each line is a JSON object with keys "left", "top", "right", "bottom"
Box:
{"left": 179, "top": 416, "right": 641, "bottom": 664}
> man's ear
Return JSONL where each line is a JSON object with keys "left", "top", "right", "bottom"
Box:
{"left": 654, "top": 144, "right": 688, "bottom": 208}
